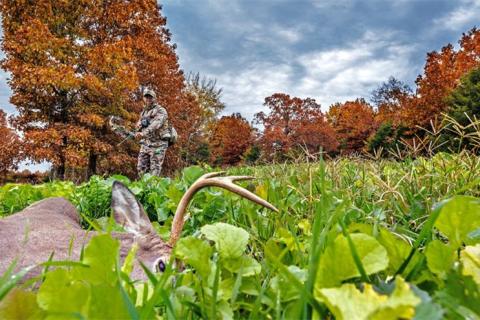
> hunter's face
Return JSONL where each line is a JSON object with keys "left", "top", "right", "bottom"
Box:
{"left": 143, "top": 95, "right": 154, "bottom": 105}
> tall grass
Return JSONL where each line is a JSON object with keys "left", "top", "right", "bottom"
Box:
{"left": 1, "top": 153, "right": 480, "bottom": 318}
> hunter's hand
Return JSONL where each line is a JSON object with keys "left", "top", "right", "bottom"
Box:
{"left": 135, "top": 132, "right": 143, "bottom": 139}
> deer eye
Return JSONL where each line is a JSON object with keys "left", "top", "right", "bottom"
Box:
{"left": 156, "top": 259, "right": 166, "bottom": 273}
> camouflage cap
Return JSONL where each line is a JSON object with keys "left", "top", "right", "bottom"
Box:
{"left": 143, "top": 88, "right": 156, "bottom": 99}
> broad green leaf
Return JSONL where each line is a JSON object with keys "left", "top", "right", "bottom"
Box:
{"left": 370, "top": 277, "right": 422, "bottom": 319}
{"left": 224, "top": 256, "right": 261, "bottom": 277}
{"left": 348, "top": 224, "right": 419, "bottom": 275}
{"left": 316, "top": 233, "right": 389, "bottom": 288}
{"left": 156, "top": 206, "right": 170, "bottom": 222}
{"left": 412, "top": 286, "right": 445, "bottom": 320}
{"left": 174, "top": 236, "right": 212, "bottom": 278}
{"left": 74, "top": 234, "right": 120, "bottom": 284}
{"left": 37, "top": 269, "right": 90, "bottom": 317}
{"left": 89, "top": 284, "right": 131, "bottom": 319}
{"left": 239, "top": 278, "right": 260, "bottom": 296}
{"left": 166, "top": 184, "right": 184, "bottom": 209}
{"left": 434, "top": 196, "right": 480, "bottom": 248}
{"left": 219, "top": 278, "right": 235, "bottom": 301}
{"left": 182, "top": 166, "right": 205, "bottom": 185}
{"left": 270, "top": 266, "right": 307, "bottom": 302}
{"left": 317, "top": 277, "right": 420, "bottom": 320}
{"left": 0, "top": 288, "right": 44, "bottom": 319}
{"left": 217, "top": 300, "right": 234, "bottom": 320}
{"left": 435, "top": 269, "right": 480, "bottom": 317}
{"left": 318, "top": 283, "right": 385, "bottom": 320}
{"left": 414, "top": 300, "right": 445, "bottom": 320}
{"left": 461, "top": 244, "right": 480, "bottom": 284}
{"left": 109, "top": 175, "right": 131, "bottom": 185}
{"left": 129, "top": 186, "right": 143, "bottom": 195}
{"left": 377, "top": 228, "right": 414, "bottom": 274}
{"left": 425, "top": 240, "right": 456, "bottom": 278}
{"left": 201, "top": 223, "right": 249, "bottom": 259}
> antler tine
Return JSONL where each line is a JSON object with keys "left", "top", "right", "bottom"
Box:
{"left": 206, "top": 176, "right": 278, "bottom": 212}
{"left": 201, "top": 171, "right": 226, "bottom": 179}
{"left": 168, "top": 172, "right": 278, "bottom": 246}
{"left": 227, "top": 175, "right": 255, "bottom": 182}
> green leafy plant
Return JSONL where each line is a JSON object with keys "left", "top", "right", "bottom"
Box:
{"left": 1, "top": 158, "right": 480, "bottom": 318}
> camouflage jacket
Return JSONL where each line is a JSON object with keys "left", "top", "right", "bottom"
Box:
{"left": 136, "top": 103, "right": 171, "bottom": 147}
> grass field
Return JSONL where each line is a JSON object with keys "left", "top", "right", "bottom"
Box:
{"left": 1, "top": 152, "right": 479, "bottom": 319}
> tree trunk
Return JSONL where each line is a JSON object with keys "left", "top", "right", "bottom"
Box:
{"left": 87, "top": 152, "right": 97, "bottom": 179}
{"left": 55, "top": 161, "right": 65, "bottom": 180}
{"left": 55, "top": 136, "right": 68, "bottom": 180}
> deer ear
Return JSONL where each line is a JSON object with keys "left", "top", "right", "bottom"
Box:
{"left": 111, "top": 181, "right": 153, "bottom": 235}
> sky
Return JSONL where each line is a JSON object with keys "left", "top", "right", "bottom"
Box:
{"left": 160, "top": 0, "right": 479, "bottom": 120}
{"left": 0, "top": 0, "right": 479, "bottom": 170}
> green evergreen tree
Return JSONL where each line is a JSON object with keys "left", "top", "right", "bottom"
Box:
{"left": 444, "top": 67, "right": 480, "bottom": 152}
{"left": 367, "top": 122, "right": 407, "bottom": 154}
{"left": 448, "top": 67, "right": 480, "bottom": 124}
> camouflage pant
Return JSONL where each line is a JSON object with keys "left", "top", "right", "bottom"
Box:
{"left": 137, "top": 142, "right": 168, "bottom": 176}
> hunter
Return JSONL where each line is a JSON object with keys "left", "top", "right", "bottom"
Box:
{"left": 135, "top": 88, "right": 171, "bottom": 176}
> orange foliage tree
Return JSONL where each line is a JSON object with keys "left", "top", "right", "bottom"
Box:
{"left": 0, "top": 110, "right": 22, "bottom": 178}
{"left": 209, "top": 113, "right": 253, "bottom": 166}
{"left": 403, "top": 28, "right": 480, "bottom": 130}
{"left": 1, "top": 0, "right": 199, "bottom": 179}
{"left": 255, "top": 93, "right": 338, "bottom": 159}
{"left": 327, "top": 99, "right": 376, "bottom": 154}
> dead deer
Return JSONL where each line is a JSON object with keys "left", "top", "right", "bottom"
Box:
{"left": 0, "top": 172, "right": 278, "bottom": 281}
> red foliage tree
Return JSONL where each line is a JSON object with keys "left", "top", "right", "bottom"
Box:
{"left": 403, "top": 28, "right": 480, "bottom": 130}
{"left": 0, "top": 0, "right": 200, "bottom": 179}
{"left": 255, "top": 93, "right": 338, "bottom": 159}
{"left": 327, "top": 99, "right": 376, "bottom": 153}
{"left": 0, "top": 110, "right": 22, "bottom": 179}
{"left": 209, "top": 113, "right": 253, "bottom": 166}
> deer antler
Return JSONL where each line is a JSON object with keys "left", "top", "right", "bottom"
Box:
{"left": 168, "top": 172, "right": 278, "bottom": 246}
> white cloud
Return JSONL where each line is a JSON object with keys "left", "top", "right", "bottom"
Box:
{"left": 212, "top": 63, "right": 294, "bottom": 121}
{"left": 271, "top": 25, "right": 303, "bottom": 44}
{"left": 295, "top": 31, "right": 416, "bottom": 108}
{"left": 433, "top": 0, "right": 480, "bottom": 31}
{"left": 205, "top": 30, "right": 416, "bottom": 121}
{"left": 312, "top": 0, "right": 353, "bottom": 9}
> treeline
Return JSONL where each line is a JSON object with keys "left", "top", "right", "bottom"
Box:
{"left": 0, "top": 1, "right": 479, "bottom": 181}
{"left": 187, "top": 27, "right": 480, "bottom": 166}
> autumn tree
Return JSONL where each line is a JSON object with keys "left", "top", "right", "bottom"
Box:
{"left": 403, "top": 28, "right": 480, "bottom": 130}
{"left": 327, "top": 99, "right": 376, "bottom": 154}
{"left": 1, "top": 0, "right": 200, "bottom": 179}
{"left": 209, "top": 113, "right": 253, "bottom": 166}
{"left": 255, "top": 93, "right": 338, "bottom": 160}
{"left": 0, "top": 110, "right": 22, "bottom": 179}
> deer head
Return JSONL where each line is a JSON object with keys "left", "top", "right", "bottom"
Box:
{"left": 111, "top": 172, "right": 278, "bottom": 278}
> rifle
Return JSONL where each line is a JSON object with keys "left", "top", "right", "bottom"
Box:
{"left": 108, "top": 116, "right": 137, "bottom": 146}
